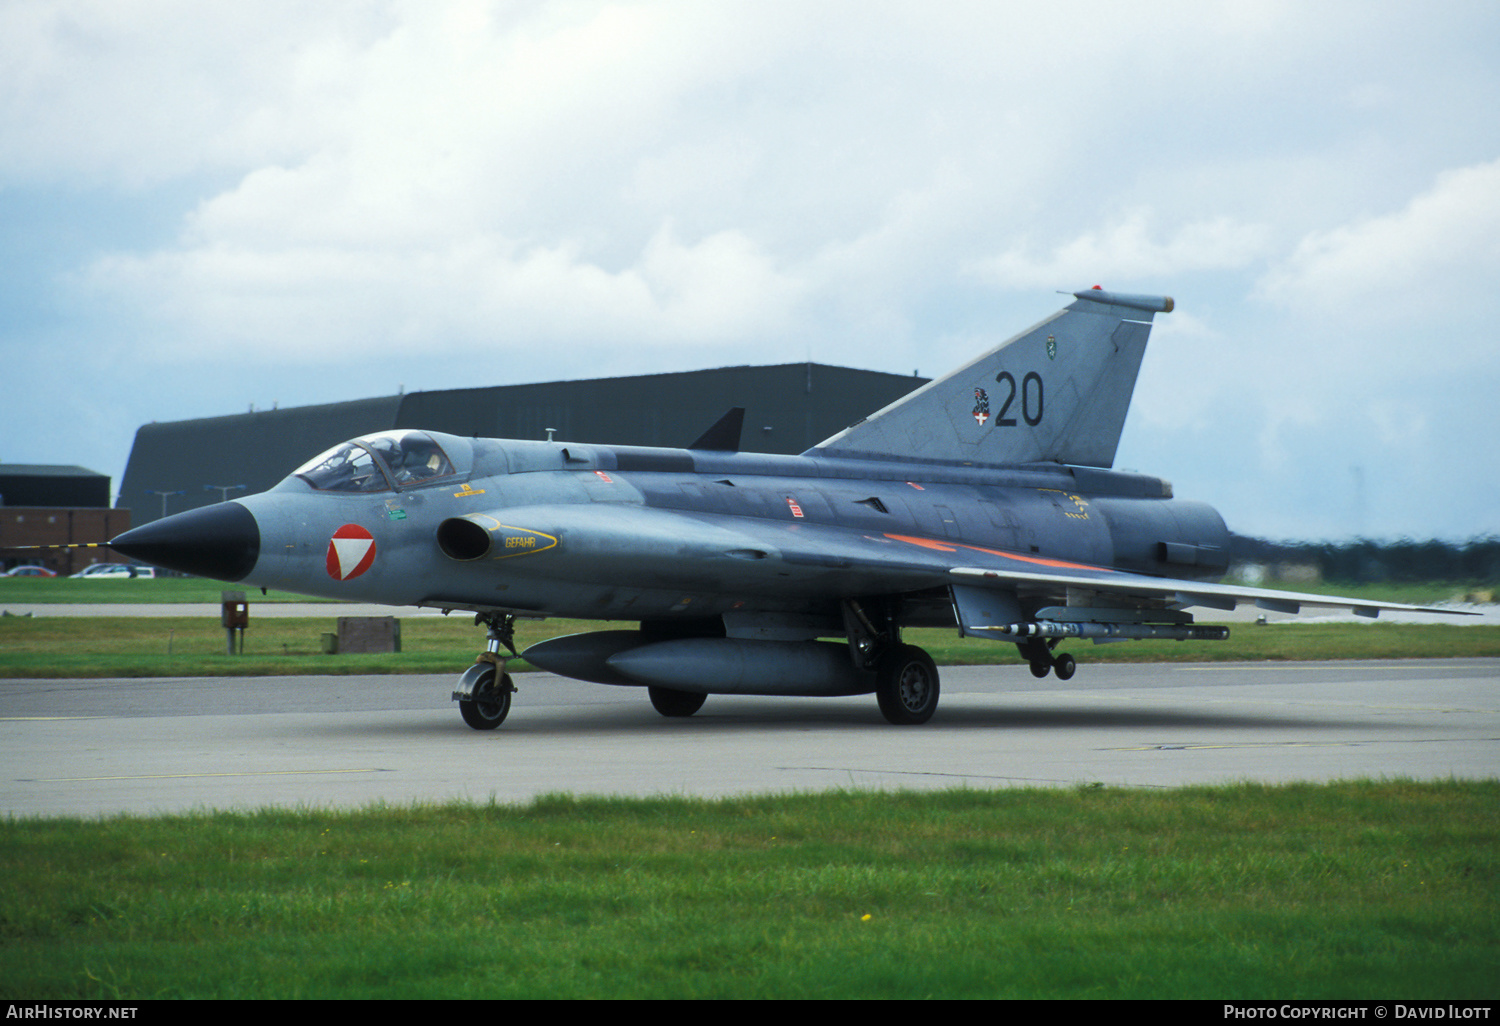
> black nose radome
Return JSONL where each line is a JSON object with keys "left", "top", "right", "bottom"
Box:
{"left": 110, "top": 501, "right": 261, "bottom": 582}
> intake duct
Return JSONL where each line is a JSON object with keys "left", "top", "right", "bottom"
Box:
{"left": 437, "top": 517, "right": 491, "bottom": 560}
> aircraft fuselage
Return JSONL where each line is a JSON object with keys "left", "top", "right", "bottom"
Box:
{"left": 229, "top": 435, "right": 1228, "bottom": 627}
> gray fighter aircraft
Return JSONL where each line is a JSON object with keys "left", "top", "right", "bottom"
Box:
{"left": 110, "top": 288, "right": 1465, "bottom": 728}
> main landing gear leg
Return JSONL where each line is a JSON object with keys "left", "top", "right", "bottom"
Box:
{"left": 1019, "top": 639, "right": 1076, "bottom": 681}
{"left": 845, "top": 599, "right": 941, "bottom": 725}
{"left": 454, "top": 613, "right": 519, "bottom": 730}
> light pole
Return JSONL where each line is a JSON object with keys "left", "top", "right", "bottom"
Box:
{"left": 147, "top": 490, "right": 185, "bottom": 519}
{"left": 205, "top": 484, "right": 246, "bottom": 503}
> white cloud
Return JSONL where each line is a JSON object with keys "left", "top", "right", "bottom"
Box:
{"left": 1257, "top": 157, "right": 1500, "bottom": 334}
{"left": 970, "top": 212, "right": 1273, "bottom": 290}
{"left": 0, "top": 0, "right": 388, "bottom": 186}
{"left": 87, "top": 218, "right": 805, "bottom": 360}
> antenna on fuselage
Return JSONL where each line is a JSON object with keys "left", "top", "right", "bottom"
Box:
{"left": 687, "top": 408, "right": 745, "bottom": 452}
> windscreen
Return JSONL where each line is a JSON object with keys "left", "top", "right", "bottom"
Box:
{"left": 293, "top": 431, "right": 456, "bottom": 492}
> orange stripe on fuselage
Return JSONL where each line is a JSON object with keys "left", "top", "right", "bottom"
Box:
{"left": 881, "top": 533, "right": 1105, "bottom": 572}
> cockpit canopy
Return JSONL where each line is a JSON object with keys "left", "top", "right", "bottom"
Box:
{"left": 293, "top": 430, "right": 460, "bottom": 493}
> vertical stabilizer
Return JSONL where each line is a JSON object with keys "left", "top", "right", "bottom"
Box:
{"left": 806, "top": 289, "right": 1172, "bottom": 468}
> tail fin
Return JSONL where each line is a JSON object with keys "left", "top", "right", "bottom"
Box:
{"left": 805, "top": 289, "right": 1173, "bottom": 468}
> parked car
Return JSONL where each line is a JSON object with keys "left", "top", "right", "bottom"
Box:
{"left": 69, "top": 564, "right": 155, "bottom": 579}
{"left": 3, "top": 565, "right": 57, "bottom": 577}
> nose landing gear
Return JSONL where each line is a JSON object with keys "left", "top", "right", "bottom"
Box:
{"left": 454, "top": 613, "right": 519, "bottom": 730}
{"left": 456, "top": 662, "right": 514, "bottom": 729}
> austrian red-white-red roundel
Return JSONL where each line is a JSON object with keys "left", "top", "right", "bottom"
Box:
{"left": 326, "top": 524, "right": 377, "bottom": 581}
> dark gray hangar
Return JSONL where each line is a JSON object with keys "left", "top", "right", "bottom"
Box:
{"left": 118, "top": 364, "right": 923, "bottom": 526}
{"left": 111, "top": 289, "right": 1467, "bottom": 728}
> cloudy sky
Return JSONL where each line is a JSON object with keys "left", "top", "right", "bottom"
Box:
{"left": 3, "top": 0, "right": 1497, "bottom": 541}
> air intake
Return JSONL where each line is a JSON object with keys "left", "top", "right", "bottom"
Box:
{"left": 437, "top": 517, "right": 491, "bottom": 560}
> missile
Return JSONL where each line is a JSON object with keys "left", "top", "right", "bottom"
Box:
{"left": 996, "top": 621, "right": 1230, "bottom": 641}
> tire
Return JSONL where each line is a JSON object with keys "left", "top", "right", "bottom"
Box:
{"left": 1053, "top": 652, "right": 1076, "bottom": 681}
{"left": 875, "top": 645, "right": 939, "bottom": 725}
{"left": 459, "top": 665, "right": 511, "bottom": 730}
{"left": 648, "top": 686, "right": 707, "bottom": 717}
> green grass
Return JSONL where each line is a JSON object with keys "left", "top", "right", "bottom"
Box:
{"left": 1226, "top": 579, "right": 1498, "bottom": 606}
{"left": 5, "top": 575, "right": 1491, "bottom": 607}
{"left": 2, "top": 615, "right": 1498, "bottom": 678}
{"left": 1, "top": 781, "right": 1495, "bottom": 999}
{"left": 0, "top": 614, "right": 492, "bottom": 677}
{"left": 0, "top": 576, "right": 337, "bottom": 604}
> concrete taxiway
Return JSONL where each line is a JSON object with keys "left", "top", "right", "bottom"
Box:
{"left": 3, "top": 659, "right": 1496, "bottom": 818}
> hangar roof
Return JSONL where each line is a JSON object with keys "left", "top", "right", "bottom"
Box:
{"left": 0, "top": 464, "right": 112, "bottom": 508}
{"left": 119, "top": 363, "right": 926, "bottom": 523}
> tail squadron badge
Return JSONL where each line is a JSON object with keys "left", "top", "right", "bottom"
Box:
{"left": 972, "top": 387, "right": 990, "bottom": 426}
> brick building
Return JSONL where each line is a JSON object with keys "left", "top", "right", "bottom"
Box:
{"left": 0, "top": 465, "right": 130, "bottom": 575}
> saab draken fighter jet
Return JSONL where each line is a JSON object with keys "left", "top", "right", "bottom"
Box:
{"left": 111, "top": 288, "right": 1466, "bottom": 728}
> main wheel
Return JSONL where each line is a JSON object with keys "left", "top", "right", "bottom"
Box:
{"left": 875, "top": 645, "right": 939, "bottom": 725}
{"left": 1053, "top": 652, "right": 1076, "bottom": 681}
{"left": 648, "top": 686, "right": 707, "bottom": 717}
{"left": 459, "top": 664, "right": 512, "bottom": 730}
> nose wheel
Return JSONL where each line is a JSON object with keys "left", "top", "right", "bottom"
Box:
{"left": 456, "top": 662, "right": 513, "bottom": 729}
{"left": 455, "top": 612, "right": 519, "bottom": 730}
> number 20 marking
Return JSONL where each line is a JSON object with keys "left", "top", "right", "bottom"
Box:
{"left": 993, "top": 371, "right": 1044, "bottom": 426}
